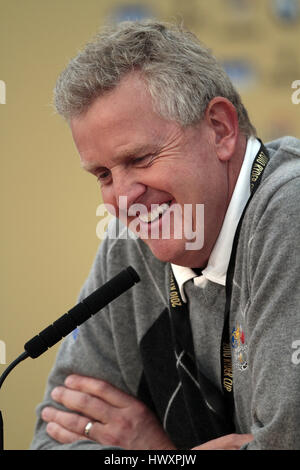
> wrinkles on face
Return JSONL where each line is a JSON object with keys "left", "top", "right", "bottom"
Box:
{"left": 70, "top": 72, "right": 234, "bottom": 267}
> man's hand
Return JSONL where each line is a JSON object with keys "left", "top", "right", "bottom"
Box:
{"left": 41, "top": 374, "right": 176, "bottom": 450}
{"left": 192, "top": 433, "right": 254, "bottom": 450}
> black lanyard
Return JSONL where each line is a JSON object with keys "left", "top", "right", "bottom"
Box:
{"left": 221, "top": 140, "right": 269, "bottom": 421}
{"left": 169, "top": 270, "right": 234, "bottom": 441}
{"left": 169, "top": 273, "right": 195, "bottom": 357}
{"left": 169, "top": 140, "right": 269, "bottom": 430}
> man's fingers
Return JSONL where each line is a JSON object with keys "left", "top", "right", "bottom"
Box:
{"left": 42, "top": 406, "right": 94, "bottom": 436}
{"left": 234, "top": 433, "right": 253, "bottom": 448}
{"left": 45, "top": 421, "right": 88, "bottom": 444}
{"left": 51, "top": 386, "right": 111, "bottom": 423}
{"left": 64, "top": 374, "right": 134, "bottom": 408}
{"left": 192, "top": 433, "right": 254, "bottom": 450}
{"left": 42, "top": 406, "right": 103, "bottom": 442}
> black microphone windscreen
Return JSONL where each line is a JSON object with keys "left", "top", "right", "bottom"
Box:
{"left": 24, "top": 266, "right": 140, "bottom": 358}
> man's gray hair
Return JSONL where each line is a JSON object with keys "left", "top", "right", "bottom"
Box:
{"left": 54, "top": 20, "right": 256, "bottom": 136}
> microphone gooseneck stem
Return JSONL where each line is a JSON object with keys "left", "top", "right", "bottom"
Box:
{"left": 0, "top": 266, "right": 140, "bottom": 451}
{"left": 0, "top": 351, "right": 29, "bottom": 451}
{"left": 0, "top": 351, "right": 29, "bottom": 389}
{"left": 0, "top": 410, "right": 3, "bottom": 451}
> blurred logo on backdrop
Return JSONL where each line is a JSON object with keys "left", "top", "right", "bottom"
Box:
{"left": 270, "top": 47, "right": 300, "bottom": 87}
{"left": 222, "top": 60, "right": 257, "bottom": 91}
{"left": 271, "top": 0, "right": 299, "bottom": 23}
{"left": 109, "top": 3, "right": 153, "bottom": 23}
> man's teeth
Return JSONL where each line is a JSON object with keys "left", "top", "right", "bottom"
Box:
{"left": 138, "top": 202, "right": 170, "bottom": 223}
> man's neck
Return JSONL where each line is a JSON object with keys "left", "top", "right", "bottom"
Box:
{"left": 226, "top": 134, "right": 248, "bottom": 207}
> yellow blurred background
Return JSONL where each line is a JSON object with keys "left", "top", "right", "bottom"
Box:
{"left": 0, "top": 0, "right": 299, "bottom": 450}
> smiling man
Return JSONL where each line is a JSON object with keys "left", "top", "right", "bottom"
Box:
{"left": 71, "top": 71, "right": 245, "bottom": 267}
{"left": 31, "top": 20, "right": 300, "bottom": 450}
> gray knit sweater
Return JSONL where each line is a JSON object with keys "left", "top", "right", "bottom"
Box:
{"left": 30, "top": 136, "right": 300, "bottom": 450}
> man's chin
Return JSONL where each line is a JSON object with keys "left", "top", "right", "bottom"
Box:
{"left": 142, "top": 237, "right": 201, "bottom": 267}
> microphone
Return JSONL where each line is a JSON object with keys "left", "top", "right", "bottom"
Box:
{"left": 24, "top": 266, "right": 140, "bottom": 358}
{"left": 0, "top": 266, "right": 140, "bottom": 450}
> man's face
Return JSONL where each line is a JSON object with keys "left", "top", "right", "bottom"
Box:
{"left": 70, "top": 73, "right": 231, "bottom": 267}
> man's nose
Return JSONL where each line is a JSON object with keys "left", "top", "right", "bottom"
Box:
{"left": 111, "top": 169, "right": 146, "bottom": 212}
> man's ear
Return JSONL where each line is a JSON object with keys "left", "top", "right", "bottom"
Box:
{"left": 204, "top": 97, "right": 239, "bottom": 162}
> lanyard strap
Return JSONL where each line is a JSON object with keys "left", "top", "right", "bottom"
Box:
{"left": 221, "top": 141, "right": 269, "bottom": 420}
{"left": 169, "top": 140, "right": 270, "bottom": 428}
{"left": 169, "top": 272, "right": 195, "bottom": 357}
{"left": 169, "top": 270, "right": 234, "bottom": 441}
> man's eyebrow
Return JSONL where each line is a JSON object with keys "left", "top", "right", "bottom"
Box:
{"left": 115, "top": 144, "right": 156, "bottom": 162}
{"left": 80, "top": 144, "right": 156, "bottom": 172}
{"left": 80, "top": 161, "right": 103, "bottom": 173}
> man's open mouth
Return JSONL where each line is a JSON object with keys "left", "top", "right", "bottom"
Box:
{"left": 137, "top": 200, "right": 173, "bottom": 224}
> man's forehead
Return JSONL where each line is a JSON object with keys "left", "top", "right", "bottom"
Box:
{"left": 70, "top": 72, "right": 182, "bottom": 171}
{"left": 87, "top": 72, "right": 152, "bottom": 119}
{"left": 71, "top": 78, "right": 158, "bottom": 141}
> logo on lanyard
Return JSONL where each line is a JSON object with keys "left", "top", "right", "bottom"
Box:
{"left": 231, "top": 323, "right": 248, "bottom": 371}
{"left": 169, "top": 273, "right": 183, "bottom": 309}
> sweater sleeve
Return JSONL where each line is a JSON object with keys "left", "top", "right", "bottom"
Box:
{"left": 30, "top": 233, "right": 128, "bottom": 450}
{"left": 241, "top": 176, "right": 300, "bottom": 449}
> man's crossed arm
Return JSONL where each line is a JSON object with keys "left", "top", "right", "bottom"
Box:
{"left": 41, "top": 374, "right": 253, "bottom": 450}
